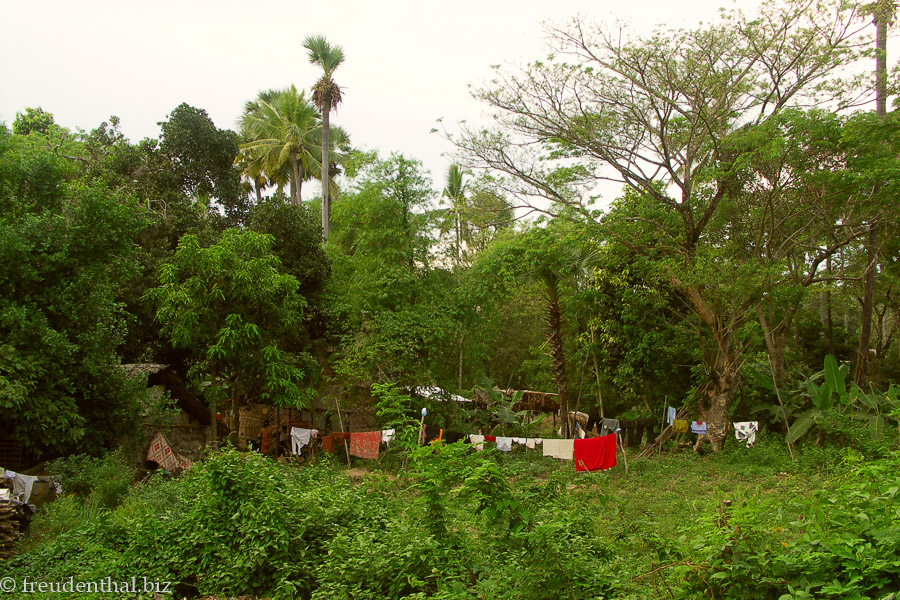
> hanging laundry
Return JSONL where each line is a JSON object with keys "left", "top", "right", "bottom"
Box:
{"left": 321, "top": 435, "right": 336, "bottom": 454}
{"left": 12, "top": 473, "right": 37, "bottom": 503}
{"left": 349, "top": 431, "right": 381, "bottom": 459}
{"left": 734, "top": 422, "right": 758, "bottom": 448}
{"left": 673, "top": 419, "right": 689, "bottom": 433}
{"left": 258, "top": 426, "right": 276, "bottom": 455}
{"left": 599, "top": 418, "right": 619, "bottom": 437}
{"left": 484, "top": 435, "right": 496, "bottom": 442}
{"left": 512, "top": 437, "right": 526, "bottom": 445}
{"left": 290, "top": 428, "right": 313, "bottom": 455}
{"left": 381, "top": 429, "right": 396, "bottom": 444}
{"left": 146, "top": 432, "right": 189, "bottom": 472}
{"left": 423, "top": 424, "right": 443, "bottom": 444}
{"left": 691, "top": 421, "right": 707, "bottom": 435}
{"left": 496, "top": 437, "right": 513, "bottom": 452}
{"left": 469, "top": 434, "right": 485, "bottom": 450}
{"left": 574, "top": 434, "right": 617, "bottom": 472}
{"left": 666, "top": 406, "right": 677, "bottom": 425}
{"left": 542, "top": 438, "right": 574, "bottom": 460}
{"left": 526, "top": 438, "right": 543, "bottom": 450}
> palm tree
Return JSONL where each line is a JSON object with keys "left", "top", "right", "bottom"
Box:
{"left": 303, "top": 35, "right": 345, "bottom": 241}
{"left": 441, "top": 163, "right": 469, "bottom": 390}
{"left": 442, "top": 164, "right": 468, "bottom": 267}
{"left": 854, "top": 0, "right": 896, "bottom": 386}
{"left": 238, "top": 86, "right": 321, "bottom": 205}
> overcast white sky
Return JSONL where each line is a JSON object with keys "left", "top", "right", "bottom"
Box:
{"left": 0, "top": 0, "right": 754, "bottom": 201}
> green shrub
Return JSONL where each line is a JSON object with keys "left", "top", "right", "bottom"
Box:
{"left": 48, "top": 449, "right": 134, "bottom": 508}
{"left": 669, "top": 453, "right": 900, "bottom": 599}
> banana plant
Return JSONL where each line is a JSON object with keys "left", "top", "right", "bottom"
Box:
{"left": 788, "top": 355, "right": 848, "bottom": 443}
{"left": 789, "top": 355, "right": 898, "bottom": 444}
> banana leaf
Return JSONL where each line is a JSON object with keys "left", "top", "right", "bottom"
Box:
{"left": 824, "top": 354, "right": 846, "bottom": 396}
{"left": 789, "top": 410, "right": 818, "bottom": 443}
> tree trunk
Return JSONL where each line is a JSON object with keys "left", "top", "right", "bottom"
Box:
{"left": 875, "top": 5, "right": 888, "bottom": 118}
{"left": 209, "top": 401, "right": 217, "bottom": 445}
{"left": 701, "top": 347, "right": 741, "bottom": 452}
{"left": 589, "top": 324, "right": 604, "bottom": 418}
{"left": 854, "top": 221, "right": 878, "bottom": 386}
{"left": 681, "top": 284, "right": 743, "bottom": 452}
{"left": 757, "top": 305, "right": 787, "bottom": 385}
{"left": 321, "top": 99, "right": 332, "bottom": 240}
{"left": 545, "top": 280, "right": 570, "bottom": 438}
{"left": 458, "top": 334, "right": 464, "bottom": 392}
{"left": 826, "top": 256, "right": 835, "bottom": 354}
{"left": 290, "top": 154, "right": 302, "bottom": 206}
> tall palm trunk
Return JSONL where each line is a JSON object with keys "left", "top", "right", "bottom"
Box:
{"left": 875, "top": 4, "right": 888, "bottom": 118}
{"left": 856, "top": 2, "right": 890, "bottom": 385}
{"left": 545, "top": 278, "right": 571, "bottom": 438}
{"left": 321, "top": 99, "right": 331, "bottom": 240}
{"left": 290, "top": 154, "right": 302, "bottom": 205}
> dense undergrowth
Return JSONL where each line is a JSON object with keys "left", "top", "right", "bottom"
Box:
{"left": 7, "top": 439, "right": 900, "bottom": 599}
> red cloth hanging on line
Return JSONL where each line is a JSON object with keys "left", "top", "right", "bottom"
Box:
{"left": 349, "top": 431, "right": 381, "bottom": 459}
{"left": 573, "top": 434, "right": 617, "bottom": 472}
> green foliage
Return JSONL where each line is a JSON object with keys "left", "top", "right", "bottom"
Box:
{"left": 12, "top": 107, "right": 55, "bottom": 136}
{"left": 372, "top": 382, "right": 423, "bottom": 454}
{"left": 49, "top": 450, "right": 134, "bottom": 508}
{"left": 246, "top": 197, "right": 330, "bottom": 298}
{"left": 0, "top": 133, "right": 147, "bottom": 455}
{"left": 144, "top": 229, "right": 309, "bottom": 408}
{"left": 158, "top": 103, "right": 244, "bottom": 222}
{"left": 328, "top": 151, "right": 460, "bottom": 386}
{"left": 787, "top": 355, "right": 899, "bottom": 447}
{"left": 12, "top": 447, "right": 620, "bottom": 600}
{"left": 670, "top": 454, "right": 900, "bottom": 599}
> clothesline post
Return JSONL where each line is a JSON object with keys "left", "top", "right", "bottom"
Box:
{"left": 334, "top": 399, "right": 351, "bottom": 468}
{"left": 617, "top": 431, "right": 628, "bottom": 473}
{"left": 418, "top": 408, "right": 426, "bottom": 446}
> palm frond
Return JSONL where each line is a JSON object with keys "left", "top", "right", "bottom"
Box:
{"left": 303, "top": 35, "right": 345, "bottom": 76}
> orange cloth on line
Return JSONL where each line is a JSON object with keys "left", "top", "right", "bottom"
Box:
{"left": 349, "top": 431, "right": 381, "bottom": 459}
{"left": 573, "top": 434, "right": 617, "bottom": 472}
{"left": 322, "top": 435, "right": 336, "bottom": 454}
{"left": 259, "top": 426, "right": 275, "bottom": 455}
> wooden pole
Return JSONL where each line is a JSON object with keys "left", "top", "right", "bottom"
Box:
{"left": 767, "top": 353, "right": 796, "bottom": 461}
{"left": 418, "top": 408, "right": 426, "bottom": 445}
{"left": 334, "top": 399, "right": 351, "bottom": 468}
{"left": 617, "top": 431, "right": 629, "bottom": 473}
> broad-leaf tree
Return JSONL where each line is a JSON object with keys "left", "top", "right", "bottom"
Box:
{"left": 0, "top": 127, "right": 147, "bottom": 457}
{"left": 456, "top": 0, "right": 872, "bottom": 449}
{"left": 144, "top": 229, "right": 309, "bottom": 442}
